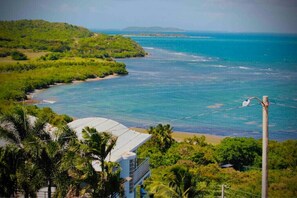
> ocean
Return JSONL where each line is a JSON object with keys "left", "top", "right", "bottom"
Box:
{"left": 34, "top": 32, "right": 297, "bottom": 140}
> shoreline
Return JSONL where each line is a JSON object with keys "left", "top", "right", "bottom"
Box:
{"left": 25, "top": 74, "right": 120, "bottom": 104}
{"left": 23, "top": 74, "right": 225, "bottom": 144}
{"left": 130, "top": 127, "right": 224, "bottom": 144}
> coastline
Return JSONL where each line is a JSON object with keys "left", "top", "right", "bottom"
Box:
{"left": 23, "top": 72, "right": 225, "bottom": 144}
{"left": 130, "top": 127, "right": 224, "bottom": 144}
{"left": 25, "top": 74, "right": 120, "bottom": 104}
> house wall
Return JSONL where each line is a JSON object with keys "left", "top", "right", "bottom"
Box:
{"left": 120, "top": 152, "right": 136, "bottom": 198}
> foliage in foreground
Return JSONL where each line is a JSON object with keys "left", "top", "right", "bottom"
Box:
{"left": 138, "top": 124, "right": 297, "bottom": 198}
{"left": 0, "top": 106, "right": 123, "bottom": 197}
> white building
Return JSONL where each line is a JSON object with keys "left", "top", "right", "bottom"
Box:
{"left": 68, "top": 117, "right": 151, "bottom": 198}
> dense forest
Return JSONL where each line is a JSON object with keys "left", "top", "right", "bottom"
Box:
{"left": 0, "top": 20, "right": 297, "bottom": 198}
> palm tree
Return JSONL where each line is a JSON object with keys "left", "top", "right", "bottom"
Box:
{"left": 166, "top": 166, "right": 198, "bottom": 198}
{"left": 61, "top": 148, "right": 97, "bottom": 197}
{"left": 148, "top": 124, "right": 176, "bottom": 152}
{"left": 58, "top": 127, "right": 119, "bottom": 197}
{"left": 0, "top": 145, "right": 21, "bottom": 197}
{"left": 93, "top": 161, "right": 125, "bottom": 198}
{"left": 37, "top": 139, "right": 60, "bottom": 198}
{"left": 0, "top": 107, "right": 31, "bottom": 148}
{"left": 39, "top": 125, "right": 80, "bottom": 198}
{"left": 0, "top": 106, "right": 47, "bottom": 197}
{"left": 16, "top": 159, "right": 45, "bottom": 198}
{"left": 0, "top": 106, "right": 59, "bottom": 198}
{"left": 80, "top": 127, "right": 125, "bottom": 197}
{"left": 148, "top": 165, "right": 198, "bottom": 198}
{"left": 81, "top": 127, "right": 117, "bottom": 172}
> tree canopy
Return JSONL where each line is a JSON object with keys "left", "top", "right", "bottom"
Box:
{"left": 215, "top": 137, "right": 261, "bottom": 170}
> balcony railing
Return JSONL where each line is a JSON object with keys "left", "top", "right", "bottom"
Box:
{"left": 133, "top": 158, "right": 150, "bottom": 185}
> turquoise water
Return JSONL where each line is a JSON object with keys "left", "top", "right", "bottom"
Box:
{"left": 35, "top": 32, "right": 297, "bottom": 140}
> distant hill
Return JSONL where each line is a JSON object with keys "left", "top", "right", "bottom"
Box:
{"left": 0, "top": 20, "right": 92, "bottom": 51}
{"left": 123, "top": 26, "right": 185, "bottom": 32}
{"left": 0, "top": 19, "right": 92, "bottom": 41}
{"left": 0, "top": 19, "right": 145, "bottom": 58}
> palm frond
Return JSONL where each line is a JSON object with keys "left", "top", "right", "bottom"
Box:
{"left": 0, "top": 126, "right": 21, "bottom": 145}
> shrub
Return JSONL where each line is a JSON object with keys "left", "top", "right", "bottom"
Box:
{"left": 0, "top": 49, "right": 11, "bottom": 57}
{"left": 11, "top": 51, "right": 28, "bottom": 60}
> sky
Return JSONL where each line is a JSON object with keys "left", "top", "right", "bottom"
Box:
{"left": 1, "top": 0, "right": 297, "bottom": 33}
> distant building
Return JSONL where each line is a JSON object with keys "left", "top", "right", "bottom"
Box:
{"left": 68, "top": 117, "right": 152, "bottom": 198}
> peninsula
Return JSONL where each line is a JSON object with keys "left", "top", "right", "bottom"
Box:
{"left": 0, "top": 20, "right": 146, "bottom": 106}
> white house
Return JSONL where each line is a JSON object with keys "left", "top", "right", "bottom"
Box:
{"left": 68, "top": 117, "right": 152, "bottom": 198}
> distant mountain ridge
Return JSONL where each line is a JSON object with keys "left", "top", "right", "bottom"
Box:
{"left": 123, "top": 26, "right": 185, "bottom": 32}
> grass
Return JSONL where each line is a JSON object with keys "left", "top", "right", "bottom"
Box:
{"left": 0, "top": 48, "right": 49, "bottom": 63}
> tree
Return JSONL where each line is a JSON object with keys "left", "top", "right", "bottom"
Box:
{"left": 0, "top": 107, "right": 43, "bottom": 196}
{"left": 52, "top": 126, "right": 80, "bottom": 197}
{"left": 166, "top": 165, "right": 198, "bottom": 198}
{"left": 0, "top": 106, "right": 31, "bottom": 148}
{"left": 148, "top": 165, "right": 198, "bottom": 198}
{"left": 268, "top": 140, "right": 297, "bottom": 170}
{"left": 148, "top": 124, "right": 176, "bottom": 152}
{"left": 60, "top": 127, "right": 123, "bottom": 197}
{"left": 80, "top": 127, "right": 124, "bottom": 197}
{"left": 16, "top": 160, "right": 45, "bottom": 198}
{"left": 215, "top": 137, "right": 261, "bottom": 170}
{"left": 37, "top": 139, "right": 60, "bottom": 198}
{"left": 81, "top": 127, "right": 117, "bottom": 172}
{"left": 0, "top": 106, "right": 60, "bottom": 198}
{"left": 11, "top": 51, "right": 28, "bottom": 60}
{"left": 93, "top": 162, "right": 125, "bottom": 198}
{"left": 0, "top": 145, "right": 21, "bottom": 197}
{"left": 184, "top": 135, "right": 208, "bottom": 147}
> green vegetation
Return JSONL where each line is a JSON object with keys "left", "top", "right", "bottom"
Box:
{"left": 0, "top": 106, "right": 123, "bottom": 197}
{"left": 71, "top": 34, "right": 146, "bottom": 58}
{"left": 0, "top": 20, "right": 145, "bottom": 196}
{"left": 0, "top": 19, "right": 145, "bottom": 104}
{"left": 1, "top": 19, "right": 296, "bottom": 198}
{"left": 0, "top": 49, "right": 28, "bottom": 60}
{"left": 215, "top": 137, "right": 261, "bottom": 170}
{"left": 0, "top": 59, "right": 127, "bottom": 101}
{"left": 0, "top": 19, "right": 92, "bottom": 51}
{"left": 0, "top": 20, "right": 145, "bottom": 57}
{"left": 138, "top": 124, "right": 297, "bottom": 197}
{"left": 11, "top": 51, "right": 28, "bottom": 60}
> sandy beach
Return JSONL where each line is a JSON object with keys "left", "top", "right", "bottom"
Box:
{"left": 72, "top": 74, "right": 119, "bottom": 83}
{"left": 131, "top": 127, "right": 224, "bottom": 144}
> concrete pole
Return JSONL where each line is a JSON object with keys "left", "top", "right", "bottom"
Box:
{"left": 262, "top": 96, "right": 269, "bottom": 198}
{"left": 221, "top": 184, "right": 225, "bottom": 198}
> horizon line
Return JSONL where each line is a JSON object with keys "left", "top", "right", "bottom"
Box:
{"left": 89, "top": 28, "right": 297, "bottom": 35}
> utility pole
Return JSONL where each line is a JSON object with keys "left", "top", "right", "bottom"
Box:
{"left": 262, "top": 96, "right": 269, "bottom": 198}
{"left": 242, "top": 96, "right": 269, "bottom": 198}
